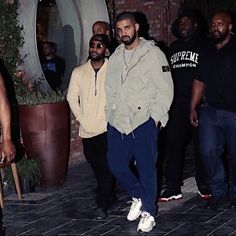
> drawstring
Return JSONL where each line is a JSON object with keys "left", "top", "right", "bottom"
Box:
{"left": 131, "top": 131, "right": 135, "bottom": 139}
{"left": 120, "top": 131, "right": 135, "bottom": 140}
{"left": 94, "top": 71, "right": 98, "bottom": 96}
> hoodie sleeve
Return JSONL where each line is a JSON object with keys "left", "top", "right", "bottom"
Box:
{"left": 149, "top": 47, "right": 174, "bottom": 127}
{"left": 105, "top": 58, "right": 116, "bottom": 122}
{"left": 67, "top": 68, "right": 82, "bottom": 122}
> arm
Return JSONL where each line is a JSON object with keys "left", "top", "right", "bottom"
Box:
{"left": 150, "top": 48, "right": 174, "bottom": 127}
{"left": 190, "top": 79, "right": 204, "bottom": 127}
{"left": 0, "top": 73, "right": 15, "bottom": 162}
{"left": 105, "top": 59, "right": 116, "bottom": 121}
{"left": 66, "top": 69, "right": 82, "bottom": 121}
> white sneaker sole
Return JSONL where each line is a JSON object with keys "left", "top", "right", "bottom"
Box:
{"left": 137, "top": 221, "right": 156, "bottom": 232}
{"left": 159, "top": 194, "right": 183, "bottom": 202}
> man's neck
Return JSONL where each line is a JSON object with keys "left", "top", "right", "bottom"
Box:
{"left": 125, "top": 37, "right": 141, "bottom": 50}
{"left": 216, "top": 34, "right": 232, "bottom": 50}
{"left": 45, "top": 55, "right": 54, "bottom": 60}
{"left": 91, "top": 59, "right": 105, "bottom": 69}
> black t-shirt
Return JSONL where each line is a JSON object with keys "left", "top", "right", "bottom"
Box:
{"left": 41, "top": 56, "right": 65, "bottom": 91}
{"left": 169, "top": 34, "right": 207, "bottom": 108}
{"left": 197, "top": 36, "right": 236, "bottom": 112}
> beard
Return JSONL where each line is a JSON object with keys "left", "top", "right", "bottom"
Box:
{"left": 179, "top": 30, "right": 195, "bottom": 41}
{"left": 212, "top": 30, "right": 229, "bottom": 44}
{"left": 90, "top": 52, "right": 105, "bottom": 61}
{"left": 121, "top": 31, "right": 137, "bottom": 45}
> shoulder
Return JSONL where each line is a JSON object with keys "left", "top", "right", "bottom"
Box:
{"left": 143, "top": 39, "right": 168, "bottom": 62}
{"left": 71, "top": 61, "right": 91, "bottom": 76}
{"left": 75, "top": 60, "right": 91, "bottom": 71}
{"left": 229, "top": 36, "right": 236, "bottom": 48}
{"left": 169, "top": 39, "right": 181, "bottom": 48}
{"left": 109, "top": 44, "right": 123, "bottom": 60}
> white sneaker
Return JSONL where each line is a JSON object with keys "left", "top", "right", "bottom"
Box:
{"left": 137, "top": 211, "right": 156, "bottom": 232}
{"left": 127, "top": 197, "right": 142, "bottom": 221}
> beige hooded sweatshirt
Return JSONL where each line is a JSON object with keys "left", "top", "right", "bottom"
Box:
{"left": 67, "top": 59, "right": 108, "bottom": 138}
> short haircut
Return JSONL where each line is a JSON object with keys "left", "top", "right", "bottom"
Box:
{"left": 212, "top": 11, "right": 232, "bottom": 24}
{"left": 178, "top": 9, "right": 199, "bottom": 23}
{"left": 115, "top": 11, "right": 136, "bottom": 24}
{"left": 93, "top": 21, "right": 110, "bottom": 31}
{"left": 42, "top": 41, "right": 57, "bottom": 51}
{"left": 89, "top": 34, "right": 110, "bottom": 48}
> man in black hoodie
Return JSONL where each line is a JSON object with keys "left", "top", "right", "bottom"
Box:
{"left": 159, "top": 10, "right": 210, "bottom": 202}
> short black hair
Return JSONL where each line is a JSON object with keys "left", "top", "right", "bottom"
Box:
{"left": 115, "top": 11, "right": 136, "bottom": 24}
{"left": 92, "top": 21, "right": 110, "bottom": 31}
{"left": 212, "top": 11, "right": 232, "bottom": 24}
{"left": 42, "top": 41, "right": 57, "bottom": 51}
{"left": 89, "top": 34, "right": 110, "bottom": 48}
{"left": 178, "top": 9, "right": 199, "bottom": 23}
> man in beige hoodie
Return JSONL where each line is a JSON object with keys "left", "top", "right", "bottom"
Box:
{"left": 67, "top": 34, "right": 115, "bottom": 219}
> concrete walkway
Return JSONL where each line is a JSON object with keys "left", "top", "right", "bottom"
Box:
{"left": 2, "top": 162, "right": 236, "bottom": 236}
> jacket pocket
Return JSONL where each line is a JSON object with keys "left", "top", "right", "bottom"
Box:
{"left": 80, "top": 114, "right": 107, "bottom": 134}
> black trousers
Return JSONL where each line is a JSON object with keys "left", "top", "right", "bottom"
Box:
{"left": 164, "top": 104, "right": 208, "bottom": 192}
{"left": 82, "top": 132, "right": 115, "bottom": 210}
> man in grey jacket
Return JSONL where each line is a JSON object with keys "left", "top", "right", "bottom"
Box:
{"left": 105, "top": 11, "right": 173, "bottom": 233}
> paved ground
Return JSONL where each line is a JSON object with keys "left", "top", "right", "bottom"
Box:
{"left": 2, "top": 161, "right": 236, "bottom": 236}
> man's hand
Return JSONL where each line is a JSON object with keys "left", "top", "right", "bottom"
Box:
{"left": 190, "top": 80, "right": 204, "bottom": 128}
{"left": 1, "top": 139, "right": 15, "bottom": 163}
{"left": 190, "top": 109, "right": 199, "bottom": 127}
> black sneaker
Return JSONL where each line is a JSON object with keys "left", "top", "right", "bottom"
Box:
{"left": 159, "top": 189, "right": 182, "bottom": 202}
{"left": 94, "top": 208, "right": 107, "bottom": 219}
{"left": 205, "top": 196, "right": 226, "bottom": 210}
{"left": 228, "top": 199, "right": 236, "bottom": 210}
{"left": 198, "top": 190, "right": 211, "bottom": 200}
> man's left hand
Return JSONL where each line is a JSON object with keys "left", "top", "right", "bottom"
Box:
{"left": 1, "top": 140, "right": 15, "bottom": 163}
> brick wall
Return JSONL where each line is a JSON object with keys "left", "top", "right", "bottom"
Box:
{"left": 68, "top": 0, "right": 181, "bottom": 165}
{"left": 114, "top": 0, "right": 181, "bottom": 45}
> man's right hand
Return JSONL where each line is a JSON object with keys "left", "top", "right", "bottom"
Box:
{"left": 190, "top": 109, "right": 199, "bottom": 127}
{"left": 190, "top": 80, "right": 204, "bottom": 128}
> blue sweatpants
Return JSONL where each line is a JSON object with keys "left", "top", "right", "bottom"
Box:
{"left": 107, "top": 118, "right": 159, "bottom": 216}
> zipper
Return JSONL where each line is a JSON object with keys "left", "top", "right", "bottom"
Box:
{"left": 95, "top": 71, "right": 97, "bottom": 96}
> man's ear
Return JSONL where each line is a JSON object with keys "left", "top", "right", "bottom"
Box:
{"left": 229, "top": 24, "right": 233, "bottom": 31}
{"left": 135, "top": 23, "right": 139, "bottom": 32}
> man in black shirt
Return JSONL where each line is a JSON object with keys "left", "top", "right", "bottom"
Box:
{"left": 190, "top": 11, "right": 236, "bottom": 210}
{"left": 40, "top": 41, "right": 65, "bottom": 92}
{"left": 159, "top": 10, "right": 210, "bottom": 202}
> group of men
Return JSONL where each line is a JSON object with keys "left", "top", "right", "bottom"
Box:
{"left": 67, "top": 12, "right": 173, "bottom": 232}
{"left": 0, "top": 8, "right": 233, "bottom": 235}
{"left": 67, "top": 9, "right": 236, "bottom": 233}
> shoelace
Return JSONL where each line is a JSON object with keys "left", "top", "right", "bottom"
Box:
{"left": 130, "top": 199, "right": 139, "bottom": 210}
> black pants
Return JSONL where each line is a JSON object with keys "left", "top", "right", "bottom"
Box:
{"left": 164, "top": 104, "right": 208, "bottom": 192}
{"left": 82, "top": 132, "right": 115, "bottom": 210}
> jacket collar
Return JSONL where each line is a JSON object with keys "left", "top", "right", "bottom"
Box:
{"left": 114, "top": 38, "right": 153, "bottom": 69}
{"left": 86, "top": 58, "right": 108, "bottom": 72}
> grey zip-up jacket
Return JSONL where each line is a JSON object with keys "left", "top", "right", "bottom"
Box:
{"left": 105, "top": 38, "right": 173, "bottom": 134}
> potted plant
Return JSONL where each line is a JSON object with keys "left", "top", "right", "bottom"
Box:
{"left": 0, "top": 0, "right": 71, "bottom": 188}
{"left": 3, "top": 157, "right": 41, "bottom": 193}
